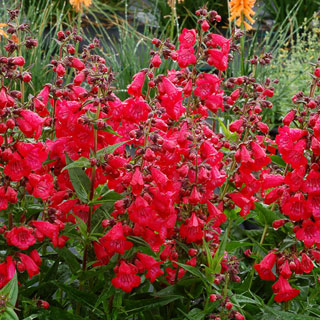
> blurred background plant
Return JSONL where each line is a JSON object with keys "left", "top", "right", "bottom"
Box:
{"left": 260, "top": 0, "right": 320, "bottom": 28}
{"left": 259, "top": 17, "right": 320, "bottom": 127}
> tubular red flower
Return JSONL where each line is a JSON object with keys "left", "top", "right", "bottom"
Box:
{"left": 272, "top": 276, "right": 300, "bottom": 302}
{"left": 254, "top": 252, "right": 276, "bottom": 281}
{"left": 112, "top": 261, "right": 140, "bottom": 292}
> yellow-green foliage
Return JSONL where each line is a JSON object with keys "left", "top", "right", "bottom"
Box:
{"left": 267, "top": 17, "right": 320, "bottom": 124}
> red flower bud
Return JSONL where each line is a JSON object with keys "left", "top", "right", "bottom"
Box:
{"left": 56, "top": 64, "right": 66, "bottom": 77}
{"left": 201, "top": 20, "right": 210, "bottom": 32}
{"left": 188, "top": 248, "right": 197, "bottom": 257}
{"left": 272, "top": 219, "right": 286, "bottom": 229}
{"left": 22, "top": 73, "right": 31, "bottom": 82}
{"left": 6, "top": 119, "right": 15, "bottom": 129}
{"left": 72, "top": 58, "right": 85, "bottom": 71}
{"left": 209, "top": 294, "right": 217, "bottom": 302}
{"left": 13, "top": 56, "right": 25, "bottom": 66}
{"left": 151, "top": 54, "right": 162, "bottom": 68}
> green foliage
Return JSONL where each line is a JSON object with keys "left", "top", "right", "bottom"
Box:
{"left": 264, "top": 18, "right": 320, "bottom": 125}
{"left": 261, "top": 0, "right": 320, "bottom": 28}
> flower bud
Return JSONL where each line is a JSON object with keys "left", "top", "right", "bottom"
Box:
{"left": 13, "top": 56, "right": 25, "bottom": 66}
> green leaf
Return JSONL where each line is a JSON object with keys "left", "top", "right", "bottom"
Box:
{"left": 74, "top": 216, "right": 88, "bottom": 238}
{"left": 270, "top": 155, "right": 286, "bottom": 167}
{"left": 94, "top": 183, "right": 109, "bottom": 199}
{"left": 96, "top": 141, "right": 128, "bottom": 158}
{"left": 123, "top": 295, "right": 182, "bottom": 314}
{"left": 92, "top": 123, "right": 121, "bottom": 137}
{"left": 94, "top": 202, "right": 113, "bottom": 218}
{"left": 216, "top": 117, "right": 230, "bottom": 138}
{"left": 55, "top": 283, "right": 103, "bottom": 317}
{"left": 55, "top": 247, "right": 81, "bottom": 274}
{"left": 1, "top": 308, "right": 18, "bottom": 320}
{"left": 22, "top": 315, "right": 39, "bottom": 320}
{"left": 254, "top": 202, "right": 281, "bottom": 225}
{"left": 91, "top": 190, "right": 124, "bottom": 205}
{"left": 180, "top": 308, "right": 206, "bottom": 320}
{"left": 263, "top": 305, "right": 320, "bottom": 320}
{"left": 49, "top": 306, "right": 87, "bottom": 320}
{"left": 175, "top": 262, "right": 210, "bottom": 286}
{"left": 62, "top": 157, "right": 91, "bottom": 171}
{"left": 65, "top": 154, "right": 91, "bottom": 203}
{"left": 0, "top": 272, "right": 18, "bottom": 307}
{"left": 226, "top": 241, "right": 254, "bottom": 252}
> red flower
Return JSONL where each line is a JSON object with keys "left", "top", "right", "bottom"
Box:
{"left": 127, "top": 196, "right": 155, "bottom": 227}
{"left": 207, "top": 49, "right": 229, "bottom": 71}
{"left": 6, "top": 226, "right": 36, "bottom": 250}
{"left": 194, "top": 73, "right": 221, "bottom": 100}
{"left": 71, "top": 58, "right": 85, "bottom": 71}
{"left": 17, "top": 253, "right": 40, "bottom": 278}
{"left": 56, "top": 64, "right": 66, "bottom": 77}
{"left": 206, "top": 34, "right": 230, "bottom": 71}
{"left": 254, "top": 252, "right": 276, "bottom": 281}
{"left": 151, "top": 54, "right": 162, "bottom": 68}
{"left": 282, "top": 193, "right": 311, "bottom": 222}
{"left": 300, "top": 253, "right": 314, "bottom": 273}
{"left": 302, "top": 169, "right": 320, "bottom": 195}
{"left": 93, "top": 241, "right": 112, "bottom": 266}
{"left": 272, "top": 276, "right": 300, "bottom": 302}
{"left": 0, "top": 87, "right": 14, "bottom": 109}
{"left": 4, "top": 152, "right": 31, "bottom": 181}
{"left": 0, "top": 257, "right": 15, "bottom": 289}
{"left": 229, "top": 192, "right": 255, "bottom": 218}
{"left": 189, "top": 186, "right": 201, "bottom": 205}
{"left": 130, "top": 168, "right": 144, "bottom": 196}
{"left": 17, "top": 110, "right": 44, "bottom": 140}
{"left": 0, "top": 187, "right": 9, "bottom": 211}
{"left": 112, "top": 261, "right": 141, "bottom": 292}
{"left": 308, "top": 195, "right": 320, "bottom": 220}
{"left": 13, "top": 56, "right": 25, "bottom": 66}
{"left": 180, "top": 212, "right": 204, "bottom": 243}
{"left": 178, "top": 28, "right": 196, "bottom": 48}
{"left": 284, "top": 166, "right": 305, "bottom": 192}
{"left": 123, "top": 97, "right": 150, "bottom": 123}
{"left": 158, "top": 78, "right": 185, "bottom": 120}
{"left": 127, "top": 71, "right": 146, "bottom": 97}
{"left": 177, "top": 46, "right": 196, "bottom": 68}
{"left": 276, "top": 127, "right": 307, "bottom": 169}
{"left": 99, "top": 222, "right": 133, "bottom": 255}
{"left": 295, "top": 220, "right": 320, "bottom": 247}
{"left": 165, "top": 267, "right": 186, "bottom": 284}
{"left": 34, "top": 86, "right": 50, "bottom": 117}
{"left": 136, "top": 252, "right": 163, "bottom": 283}
{"left": 279, "top": 260, "right": 292, "bottom": 279}
{"left": 230, "top": 119, "right": 243, "bottom": 133}
{"left": 205, "top": 93, "right": 224, "bottom": 113}
{"left": 16, "top": 142, "right": 48, "bottom": 171}
{"left": 260, "top": 173, "right": 284, "bottom": 196}
{"left": 30, "top": 249, "right": 41, "bottom": 266}
{"left": 32, "top": 221, "right": 60, "bottom": 247}
{"left": 283, "top": 110, "right": 295, "bottom": 126}
{"left": 27, "top": 174, "right": 54, "bottom": 201}
{"left": 206, "top": 200, "right": 226, "bottom": 227}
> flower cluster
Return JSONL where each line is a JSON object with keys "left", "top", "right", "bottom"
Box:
{"left": 1, "top": 4, "right": 320, "bottom": 319}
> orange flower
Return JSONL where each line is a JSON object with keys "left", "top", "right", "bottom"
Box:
{"left": 229, "top": 0, "right": 255, "bottom": 30}
{"left": 69, "top": 0, "right": 92, "bottom": 12}
{"left": 0, "top": 23, "right": 8, "bottom": 39}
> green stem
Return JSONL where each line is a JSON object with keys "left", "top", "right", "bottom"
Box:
{"left": 260, "top": 224, "right": 268, "bottom": 245}
{"left": 240, "top": 14, "right": 245, "bottom": 75}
